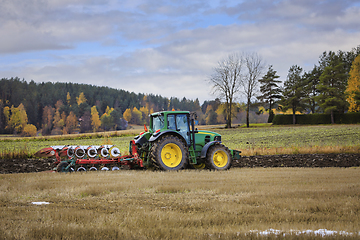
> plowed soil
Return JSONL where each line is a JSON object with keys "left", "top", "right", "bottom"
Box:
{"left": 1, "top": 154, "right": 360, "bottom": 174}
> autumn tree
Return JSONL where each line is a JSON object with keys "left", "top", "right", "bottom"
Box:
{"left": 209, "top": 53, "right": 243, "bottom": 128}
{"left": 76, "top": 92, "right": 87, "bottom": 106}
{"left": 0, "top": 100, "right": 4, "bottom": 133}
{"left": 100, "top": 106, "right": 114, "bottom": 131}
{"left": 52, "top": 109, "right": 62, "bottom": 135}
{"left": 316, "top": 52, "right": 348, "bottom": 123}
{"left": 90, "top": 106, "right": 101, "bottom": 132}
{"left": 257, "top": 65, "right": 281, "bottom": 122}
{"left": 3, "top": 106, "right": 10, "bottom": 132}
{"left": 7, "top": 104, "right": 28, "bottom": 134}
{"left": 345, "top": 54, "right": 360, "bottom": 112}
{"left": 123, "top": 108, "right": 132, "bottom": 123}
{"left": 65, "top": 111, "right": 78, "bottom": 134}
{"left": 66, "top": 92, "right": 71, "bottom": 106}
{"left": 22, "top": 124, "right": 37, "bottom": 137}
{"left": 280, "top": 65, "right": 307, "bottom": 124}
{"left": 131, "top": 107, "right": 142, "bottom": 125}
{"left": 42, "top": 106, "right": 54, "bottom": 135}
{"left": 140, "top": 106, "right": 150, "bottom": 125}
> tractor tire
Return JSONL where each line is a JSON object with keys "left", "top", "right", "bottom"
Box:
{"left": 205, "top": 144, "right": 232, "bottom": 170}
{"left": 151, "top": 135, "right": 188, "bottom": 171}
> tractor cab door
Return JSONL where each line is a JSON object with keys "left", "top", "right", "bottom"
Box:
{"left": 168, "top": 114, "right": 191, "bottom": 146}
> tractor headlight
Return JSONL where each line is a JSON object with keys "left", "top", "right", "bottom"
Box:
{"left": 214, "top": 136, "right": 221, "bottom": 142}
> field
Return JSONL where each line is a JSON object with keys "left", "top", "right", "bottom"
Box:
{"left": 1, "top": 124, "right": 360, "bottom": 158}
{"left": 1, "top": 124, "right": 360, "bottom": 239}
{"left": 1, "top": 168, "right": 359, "bottom": 239}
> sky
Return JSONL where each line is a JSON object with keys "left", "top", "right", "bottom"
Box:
{"left": 1, "top": 0, "right": 360, "bottom": 104}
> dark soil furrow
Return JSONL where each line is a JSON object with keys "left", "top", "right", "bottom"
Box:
{"left": 1, "top": 153, "right": 360, "bottom": 174}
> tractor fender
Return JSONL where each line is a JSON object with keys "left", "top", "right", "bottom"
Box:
{"left": 134, "top": 133, "right": 148, "bottom": 146}
{"left": 149, "top": 130, "right": 186, "bottom": 144}
{"left": 201, "top": 141, "right": 221, "bottom": 159}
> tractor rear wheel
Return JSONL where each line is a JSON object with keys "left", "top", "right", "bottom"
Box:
{"left": 205, "top": 144, "right": 232, "bottom": 170}
{"left": 151, "top": 135, "right": 187, "bottom": 171}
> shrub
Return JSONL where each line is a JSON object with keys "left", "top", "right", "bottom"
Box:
{"left": 22, "top": 124, "right": 37, "bottom": 137}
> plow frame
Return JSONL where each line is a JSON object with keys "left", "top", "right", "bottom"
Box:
{"left": 37, "top": 141, "right": 144, "bottom": 172}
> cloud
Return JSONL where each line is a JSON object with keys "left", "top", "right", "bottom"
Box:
{"left": 1, "top": 0, "right": 360, "bottom": 103}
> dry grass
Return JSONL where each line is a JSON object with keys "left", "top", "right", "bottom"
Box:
{"left": 1, "top": 168, "right": 359, "bottom": 239}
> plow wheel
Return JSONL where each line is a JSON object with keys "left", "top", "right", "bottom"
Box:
{"left": 151, "top": 135, "right": 187, "bottom": 171}
{"left": 56, "top": 162, "right": 74, "bottom": 173}
{"left": 205, "top": 144, "right": 232, "bottom": 170}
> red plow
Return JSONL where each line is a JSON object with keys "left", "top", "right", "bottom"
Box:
{"left": 35, "top": 141, "right": 144, "bottom": 172}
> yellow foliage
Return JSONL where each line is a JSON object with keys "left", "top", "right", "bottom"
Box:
{"left": 346, "top": 54, "right": 360, "bottom": 112}
{"left": 66, "top": 111, "right": 77, "bottom": 133}
{"left": 123, "top": 108, "right": 132, "bottom": 122}
{"left": 132, "top": 107, "right": 142, "bottom": 125}
{"left": 76, "top": 92, "right": 87, "bottom": 106}
{"left": 6, "top": 103, "right": 28, "bottom": 133}
{"left": 104, "top": 106, "right": 114, "bottom": 116}
{"left": 66, "top": 92, "right": 71, "bottom": 105}
{"left": 90, "top": 106, "right": 101, "bottom": 132}
{"left": 22, "top": 124, "right": 37, "bottom": 137}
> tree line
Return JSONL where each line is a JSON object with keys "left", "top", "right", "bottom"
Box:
{"left": 0, "top": 79, "right": 267, "bottom": 136}
{"left": 209, "top": 46, "right": 360, "bottom": 127}
{"left": 2, "top": 45, "right": 358, "bottom": 135}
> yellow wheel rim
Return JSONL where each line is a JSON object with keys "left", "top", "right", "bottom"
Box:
{"left": 161, "top": 143, "right": 182, "bottom": 168}
{"left": 213, "top": 150, "right": 228, "bottom": 168}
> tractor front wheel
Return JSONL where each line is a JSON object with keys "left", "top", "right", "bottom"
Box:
{"left": 151, "top": 135, "right": 188, "bottom": 171}
{"left": 206, "top": 144, "right": 232, "bottom": 170}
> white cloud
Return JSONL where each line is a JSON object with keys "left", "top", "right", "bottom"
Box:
{"left": 1, "top": 0, "right": 360, "bottom": 103}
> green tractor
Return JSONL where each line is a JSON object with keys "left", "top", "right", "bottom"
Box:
{"left": 35, "top": 110, "right": 241, "bottom": 172}
{"left": 134, "top": 110, "right": 241, "bottom": 170}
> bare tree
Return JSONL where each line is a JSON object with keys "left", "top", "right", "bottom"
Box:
{"left": 209, "top": 53, "right": 243, "bottom": 128}
{"left": 243, "top": 52, "right": 265, "bottom": 128}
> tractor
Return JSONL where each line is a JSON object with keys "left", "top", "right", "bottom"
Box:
{"left": 35, "top": 110, "right": 241, "bottom": 171}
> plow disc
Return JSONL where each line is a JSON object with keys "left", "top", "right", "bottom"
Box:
{"left": 35, "top": 142, "right": 144, "bottom": 172}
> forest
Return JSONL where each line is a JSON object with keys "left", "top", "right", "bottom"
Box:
{"left": 0, "top": 46, "right": 359, "bottom": 136}
{"left": 0, "top": 79, "right": 267, "bottom": 136}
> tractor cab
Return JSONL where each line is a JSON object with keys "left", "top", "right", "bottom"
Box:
{"left": 150, "top": 111, "right": 191, "bottom": 145}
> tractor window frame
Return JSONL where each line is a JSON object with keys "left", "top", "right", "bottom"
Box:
{"left": 152, "top": 114, "right": 164, "bottom": 132}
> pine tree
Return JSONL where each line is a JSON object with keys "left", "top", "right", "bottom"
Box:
{"left": 280, "top": 65, "right": 306, "bottom": 124}
{"left": 345, "top": 54, "right": 360, "bottom": 112}
{"left": 316, "top": 52, "right": 348, "bottom": 123}
{"left": 303, "top": 65, "right": 322, "bottom": 113}
{"left": 257, "top": 65, "right": 281, "bottom": 122}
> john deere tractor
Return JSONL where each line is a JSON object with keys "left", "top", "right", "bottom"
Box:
{"left": 134, "top": 110, "right": 241, "bottom": 170}
{"left": 36, "top": 110, "right": 241, "bottom": 172}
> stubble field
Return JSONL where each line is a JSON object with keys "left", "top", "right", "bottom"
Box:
{"left": 1, "top": 124, "right": 360, "bottom": 239}
{"left": 1, "top": 168, "right": 360, "bottom": 239}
